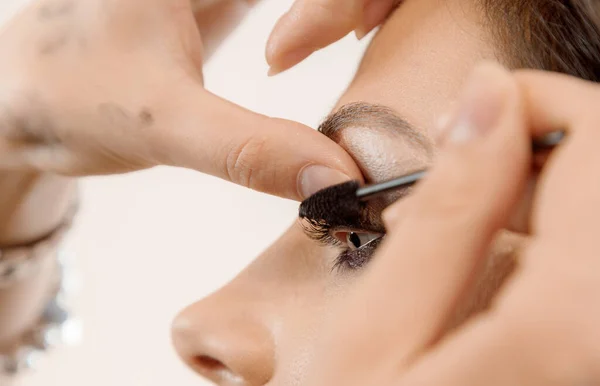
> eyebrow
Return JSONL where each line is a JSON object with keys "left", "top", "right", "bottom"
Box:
{"left": 318, "top": 102, "right": 433, "bottom": 155}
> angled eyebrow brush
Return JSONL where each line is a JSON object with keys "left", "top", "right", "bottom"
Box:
{"left": 299, "top": 131, "right": 564, "bottom": 225}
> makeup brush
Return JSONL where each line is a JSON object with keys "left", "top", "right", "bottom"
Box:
{"left": 299, "top": 131, "right": 564, "bottom": 225}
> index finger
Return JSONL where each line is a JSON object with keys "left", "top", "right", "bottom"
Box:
{"left": 515, "top": 70, "right": 600, "bottom": 136}
{"left": 266, "top": 0, "right": 398, "bottom": 75}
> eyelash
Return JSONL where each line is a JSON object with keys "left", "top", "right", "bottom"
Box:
{"left": 301, "top": 219, "right": 385, "bottom": 271}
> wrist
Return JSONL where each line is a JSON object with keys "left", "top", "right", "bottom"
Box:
{"left": 0, "top": 171, "right": 77, "bottom": 246}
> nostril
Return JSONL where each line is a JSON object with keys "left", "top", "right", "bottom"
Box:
{"left": 192, "top": 355, "right": 243, "bottom": 384}
{"left": 171, "top": 308, "right": 275, "bottom": 385}
{"left": 193, "top": 355, "right": 225, "bottom": 371}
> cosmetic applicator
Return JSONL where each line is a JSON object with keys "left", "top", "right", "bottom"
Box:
{"left": 299, "top": 131, "right": 564, "bottom": 225}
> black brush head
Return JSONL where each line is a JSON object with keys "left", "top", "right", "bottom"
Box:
{"left": 298, "top": 180, "right": 362, "bottom": 227}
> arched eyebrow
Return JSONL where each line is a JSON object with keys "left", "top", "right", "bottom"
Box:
{"left": 318, "top": 102, "right": 433, "bottom": 156}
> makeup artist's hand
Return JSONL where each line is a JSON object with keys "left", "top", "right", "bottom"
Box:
{"left": 302, "top": 63, "right": 600, "bottom": 385}
{"left": 266, "top": 0, "right": 399, "bottom": 74}
{"left": 0, "top": 0, "right": 359, "bottom": 200}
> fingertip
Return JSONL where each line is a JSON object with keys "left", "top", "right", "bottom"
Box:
{"left": 267, "top": 46, "right": 316, "bottom": 76}
{"left": 265, "top": 14, "right": 287, "bottom": 67}
{"left": 354, "top": 28, "right": 368, "bottom": 40}
{"left": 298, "top": 164, "right": 352, "bottom": 199}
{"left": 249, "top": 117, "right": 363, "bottom": 200}
{"left": 266, "top": 0, "right": 364, "bottom": 72}
{"left": 356, "top": 0, "right": 397, "bottom": 41}
{"left": 267, "top": 66, "right": 282, "bottom": 77}
{"left": 266, "top": 11, "right": 316, "bottom": 73}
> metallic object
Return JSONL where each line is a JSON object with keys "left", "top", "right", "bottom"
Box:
{"left": 0, "top": 247, "right": 81, "bottom": 378}
{"left": 0, "top": 204, "right": 80, "bottom": 379}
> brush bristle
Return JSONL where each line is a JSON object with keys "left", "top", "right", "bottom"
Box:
{"left": 299, "top": 180, "right": 362, "bottom": 226}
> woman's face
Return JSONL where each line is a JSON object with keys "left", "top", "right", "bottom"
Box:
{"left": 172, "top": 0, "right": 521, "bottom": 384}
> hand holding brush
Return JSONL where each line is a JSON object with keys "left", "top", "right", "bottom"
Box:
{"left": 299, "top": 63, "right": 600, "bottom": 386}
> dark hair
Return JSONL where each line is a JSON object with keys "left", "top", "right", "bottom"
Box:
{"left": 482, "top": 0, "right": 600, "bottom": 82}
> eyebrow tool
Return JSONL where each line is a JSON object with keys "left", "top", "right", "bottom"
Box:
{"left": 299, "top": 131, "right": 564, "bottom": 225}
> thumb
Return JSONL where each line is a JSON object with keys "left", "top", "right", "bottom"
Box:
{"left": 150, "top": 86, "right": 361, "bottom": 200}
{"left": 266, "top": 0, "right": 397, "bottom": 75}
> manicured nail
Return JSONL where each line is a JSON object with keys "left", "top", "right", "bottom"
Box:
{"left": 448, "top": 63, "right": 509, "bottom": 144}
{"left": 299, "top": 165, "right": 351, "bottom": 199}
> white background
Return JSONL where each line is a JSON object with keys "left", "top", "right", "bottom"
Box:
{"left": 0, "top": 0, "right": 368, "bottom": 384}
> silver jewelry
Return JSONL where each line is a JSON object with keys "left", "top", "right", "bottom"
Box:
{"left": 0, "top": 204, "right": 80, "bottom": 378}
{"left": 0, "top": 248, "right": 81, "bottom": 378}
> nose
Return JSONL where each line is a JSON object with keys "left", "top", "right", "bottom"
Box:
{"left": 171, "top": 288, "right": 275, "bottom": 386}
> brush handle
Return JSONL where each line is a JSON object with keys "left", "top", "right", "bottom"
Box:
{"left": 356, "top": 131, "right": 564, "bottom": 201}
{"left": 356, "top": 170, "right": 426, "bottom": 199}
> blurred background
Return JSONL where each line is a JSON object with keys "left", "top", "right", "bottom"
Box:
{"left": 0, "top": 0, "right": 368, "bottom": 384}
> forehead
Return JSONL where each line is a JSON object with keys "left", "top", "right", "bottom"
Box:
{"left": 335, "top": 0, "right": 496, "bottom": 136}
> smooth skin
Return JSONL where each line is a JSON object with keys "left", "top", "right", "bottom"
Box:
{"left": 301, "top": 63, "right": 600, "bottom": 385}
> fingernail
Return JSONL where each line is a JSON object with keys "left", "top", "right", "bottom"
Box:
{"left": 267, "top": 46, "right": 315, "bottom": 76}
{"left": 447, "top": 63, "right": 509, "bottom": 144}
{"left": 267, "top": 65, "right": 284, "bottom": 77}
{"left": 355, "top": 28, "right": 368, "bottom": 40}
{"left": 299, "top": 165, "right": 351, "bottom": 199}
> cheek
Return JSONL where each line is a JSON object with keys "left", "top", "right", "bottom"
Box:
{"left": 275, "top": 272, "right": 358, "bottom": 385}
{"left": 271, "top": 242, "right": 361, "bottom": 384}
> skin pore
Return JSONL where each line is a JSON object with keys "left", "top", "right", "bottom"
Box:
{"left": 171, "top": 0, "right": 523, "bottom": 385}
